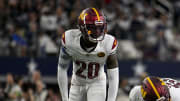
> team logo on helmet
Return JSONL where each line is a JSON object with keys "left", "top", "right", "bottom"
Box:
{"left": 79, "top": 11, "right": 88, "bottom": 21}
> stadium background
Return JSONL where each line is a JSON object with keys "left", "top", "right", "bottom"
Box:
{"left": 0, "top": 0, "right": 180, "bottom": 101}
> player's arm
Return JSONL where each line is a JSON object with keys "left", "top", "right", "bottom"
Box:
{"left": 57, "top": 32, "right": 71, "bottom": 101}
{"left": 57, "top": 46, "right": 71, "bottom": 101}
{"left": 106, "top": 53, "right": 119, "bottom": 101}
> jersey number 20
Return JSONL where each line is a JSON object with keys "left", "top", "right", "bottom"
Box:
{"left": 75, "top": 61, "right": 100, "bottom": 79}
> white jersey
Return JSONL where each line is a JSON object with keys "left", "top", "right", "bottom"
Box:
{"left": 129, "top": 78, "right": 180, "bottom": 101}
{"left": 61, "top": 29, "right": 118, "bottom": 84}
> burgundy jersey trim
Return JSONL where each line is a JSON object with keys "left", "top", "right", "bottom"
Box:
{"left": 62, "top": 32, "right": 65, "bottom": 44}
{"left": 112, "top": 39, "right": 117, "bottom": 50}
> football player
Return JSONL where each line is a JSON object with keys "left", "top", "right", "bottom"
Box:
{"left": 129, "top": 76, "right": 180, "bottom": 101}
{"left": 57, "top": 8, "right": 119, "bottom": 101}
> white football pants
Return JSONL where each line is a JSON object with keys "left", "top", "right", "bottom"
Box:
{"left": 69, "top": 79, "right": 106, "bottom": 101}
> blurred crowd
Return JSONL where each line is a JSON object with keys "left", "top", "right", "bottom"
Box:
{"left": 1, "top": 0, "right": 180, "bottom": 61}
{"left": 0, "top": 69, "right": 147, "bottom": 101}
{"left": 0, "top": 70, "right": 61, "bottom": 101}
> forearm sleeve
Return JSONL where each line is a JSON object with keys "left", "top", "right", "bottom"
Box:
{"left": 58, "top": 66, "right": 68, "bottom": 101}
{"left": 57, "top": 47, "right": 71, "bottom": 101}
{"left": 107, "top": 67, "right": 119, "bottom": 101}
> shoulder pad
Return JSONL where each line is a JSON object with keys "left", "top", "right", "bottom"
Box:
{"left": 129, "top": 86, "right": 144, "bottom": 101}
{"left": 103, "top": 34, "right": 118, "bottom": 54}
{"left": 61, "top": 29, "right": 79, "bottom": 46}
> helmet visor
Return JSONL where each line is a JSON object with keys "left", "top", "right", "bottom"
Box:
{"left": 86, "top": 24, "right": 105, "bottom": 41}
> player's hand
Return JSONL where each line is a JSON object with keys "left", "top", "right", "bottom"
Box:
{"left": 156, "top": 96, "right": 166, "bottom": 101}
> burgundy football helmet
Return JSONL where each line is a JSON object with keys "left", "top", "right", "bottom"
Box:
{"left": 78, "top": 8, "right": 107, "bottom": 43}
{"left": 141, "top": 76, "right": 171, "bottom": 101}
